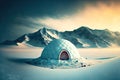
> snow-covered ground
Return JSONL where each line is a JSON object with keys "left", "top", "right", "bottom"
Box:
{"left": 0, "top": 46, "right": 120, "bottom": 80}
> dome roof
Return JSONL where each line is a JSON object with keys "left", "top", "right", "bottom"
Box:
{"left": 40, "top": 39, "right": 80, "bottom": 60}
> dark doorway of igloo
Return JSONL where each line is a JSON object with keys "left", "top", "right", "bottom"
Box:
{"left": 60, "top": 51, "right": 69, "bottom": 60}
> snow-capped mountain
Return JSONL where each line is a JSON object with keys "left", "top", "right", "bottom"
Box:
{"left": 1, "top": 26, "right": 120, "bottom": 48}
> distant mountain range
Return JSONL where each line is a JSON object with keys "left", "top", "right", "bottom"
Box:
{"left": 1, "top": 26, "right": 120, "bottom": 48}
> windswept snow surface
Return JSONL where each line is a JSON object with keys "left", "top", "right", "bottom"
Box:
{"left": 0, "top": 47, "right": 120, "bottom": 80}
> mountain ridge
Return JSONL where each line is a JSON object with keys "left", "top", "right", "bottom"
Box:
{"left": 1, "top": 26, "right": 120, "bottom": 48}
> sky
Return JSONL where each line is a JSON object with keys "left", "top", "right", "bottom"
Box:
{"left": 0, "top": 0, "right": 120, "bottom": 42}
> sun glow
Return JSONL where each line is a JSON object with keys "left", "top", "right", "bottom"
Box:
{"left": 35, "top": 2, "right": 120, "bottom": 32}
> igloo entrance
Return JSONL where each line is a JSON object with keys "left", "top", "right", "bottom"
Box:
{"left": 60, "top": 50, "right": 69, "bottom": 60}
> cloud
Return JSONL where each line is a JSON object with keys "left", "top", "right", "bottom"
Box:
{"left": 28, "top": 1, "right": 120, "bottom": 32}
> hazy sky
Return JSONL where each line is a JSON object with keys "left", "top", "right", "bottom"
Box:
{"left": 0, "top": 0, "right": 120, "bottom": 42}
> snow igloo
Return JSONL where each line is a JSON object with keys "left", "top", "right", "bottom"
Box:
{"left": 31, "top": 39, "right": 86, "bottom": 68}
{"left": 41, "top": 39, "right": 80, "bottom": 60}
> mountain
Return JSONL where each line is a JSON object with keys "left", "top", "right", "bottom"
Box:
{"left": 1, "top": 26, "right": 120, "bottom": 48}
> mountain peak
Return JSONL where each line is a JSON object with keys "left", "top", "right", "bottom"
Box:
{"left": 40, "top": 27, "right": 47, "bottom": 34}
{"left": 74, "top": 26, "right": 92, "bottom": 31}
{"left": 79, "top": 26, "right": 92, "bottom": 30}
{"left": 80, "top": 26, "right": 89, "bottom": 29}
{"left": 73, "top": 26, "right": 93, "bottom": 35}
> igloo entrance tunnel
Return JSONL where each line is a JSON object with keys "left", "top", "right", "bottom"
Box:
{"left": 30, "top": 39, "right": 86, "bottom": 69}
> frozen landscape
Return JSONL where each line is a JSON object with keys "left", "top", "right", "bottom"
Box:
{"left": 0, "top": 26, "right": 120, "bottom": 80}
{"left": 0, "top": 46, "right": 120, "bottom": 80}
{"left": 1, "top": 0, "right": 120, "bottom": 80}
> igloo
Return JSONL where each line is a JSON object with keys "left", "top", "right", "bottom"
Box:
{"left": 40, "top": 39, "right": 81, "bottom": 60}
{"left": 30, "top": 39, "right": 86, "bottom": 68}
